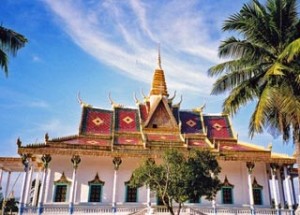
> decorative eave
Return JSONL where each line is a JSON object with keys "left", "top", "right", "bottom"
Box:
{"left": 0, "top": 157, "right": 23, "bottom": 172}
{"left": 17, "top": 141, "right": 294, "bottom": 164}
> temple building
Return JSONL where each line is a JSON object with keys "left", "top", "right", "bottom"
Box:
{"left": 0, "top": 52, "right": 298, "bottom": 215}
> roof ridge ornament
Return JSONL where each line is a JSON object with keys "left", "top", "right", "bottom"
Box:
{"left": 192, "top": 104, "right": 206, "bottom": 113}
{"left": 134, "top": 92, "right": 140, "bottom": 104}
{"left": 173, "top": 95, "right": 183, "bottom": 107}
{"left": 108, "top": 92, "right": 123, "bottom": 108}
{"left": 141, "top": 89, "right": 149, "bottom": 102}
{"left": 168, "top": 91, "right": 177, "bottom": 103}
{"left": 77, "top": 92, "right": 92, "bottom": 108}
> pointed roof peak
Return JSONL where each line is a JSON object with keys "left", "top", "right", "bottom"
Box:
{"left": 150, "top": 45, "right": 168, "bottom": 97}
{"left": 157, "top": 43, "right": 162, "bottom": 70}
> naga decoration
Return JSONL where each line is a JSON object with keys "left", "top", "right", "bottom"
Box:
{"left": 113, "top": 157, "right": 122, "bottom": 170}
{"left": 71, "top": 155, "right": 81, "bottom": 169}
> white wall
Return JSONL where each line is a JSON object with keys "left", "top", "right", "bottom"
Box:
{"left": 46, "top": 155, "right": 148, "bottom": 204}
{"left": 45, "top": 156, "right": 272, "bottom": 207}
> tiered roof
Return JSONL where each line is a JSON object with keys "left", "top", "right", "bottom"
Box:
{"left": 17, "top": 52, "right": 295, "bottom": 164}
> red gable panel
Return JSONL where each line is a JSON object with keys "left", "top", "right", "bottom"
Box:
{"left": 139, "top": 104, "right": 148, "bottom": 122}
{"left": 188, "top": 139, "right": 208, "bottom": 147}
{"left": 146, "top": 134, "right": 182, "bottom": 142}
{"left": 180, "top": 111, "right": 202, "bottom": 134}
{"left": 220, "top": 142, "right": 263, "bottom": 152}
{"left": 80, "top": 107, "right": 112, "bottom": 135}
{"left": 64, "top": 137, "right": 110, "bottom": 146}
{"left": 115, "top": 108, "right": 139, "bottom": 132}
{"left": 115, "top": 136, "right": 141, "bottom": 145}
{"left": 203, "top": 115, "right": 233, "bottom": 139}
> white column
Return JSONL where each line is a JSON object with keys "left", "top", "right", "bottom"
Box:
{"left": 112, "top": 169, "right": 118, "bottom": 207}
{"left": 4, "top": 171, "right": 11, "bottom": 198}
{"left": 270, "top": 164, "right": 279, "bottom": 210}
{"left": 20, "top": 171, "right": 29, "bottom": 205}
{"left": 0, "top": 168, "right": 3, "bottom": 189}
{"left": 38, "top": 168, "right": 47, "bottom": 209}
{"left": 112, "top": 157, "right": 122, "bottom": 212}
{"left": 1, "top": 171, "right": 11, "bottom": 215}
{"left": 38, "top": 154, "right": 51, "bottom": 215}
{"left": 211, "top": 172, "right": 217, "bottom": 215}
{"left": 283, "top": 166, "right": 293, "bottom": 210}
{"left": 32, "top": 171, "right": 40, "bottom": 206}
{"left": 290, "top": 175, "right": 297, "bottom": 205}
{"left": 24, "top": 164, "right": 34, "bottom": 205}
{"left": 277, "top": 168, "right": 285, "bottom": 207}
{"left": 69, "top": 169, "right": 77, "bottom": 206}
{"left": 69, "top": 155, "right": 81, "bottom": 215}
{"left": 44, "top": 168, "right": 51, "bottom": 203}
{"left": 19, "top": 154, "right": 30, "bottom": 215}
{"left": 246, "top": 162, "right": 255, "bottom": 211}
{"left": 147, "top": 186, "right": 151, "bottom": 207}
{"left": 212, "top": 198, "right": 216, "bottom": 214}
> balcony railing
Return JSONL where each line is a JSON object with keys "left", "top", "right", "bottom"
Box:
{"left": 190, "top": 207, "right": 294, "bottom": 215}
{"left": 21, "top": 205, "right": 295, "bottom": 215}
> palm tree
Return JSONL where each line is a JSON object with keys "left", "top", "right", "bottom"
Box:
{"left": 0, "top": 25, "right": 28, "bottom": 76}
{"left": 208, "top": 0, "right": 300, "bottom": 206}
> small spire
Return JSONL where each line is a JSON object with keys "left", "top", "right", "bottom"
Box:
{"left": 157, "top": 43, "right": 162, "bottom": 70}
{"left": 150, "top": 45, "right": 168, "bottom": 97}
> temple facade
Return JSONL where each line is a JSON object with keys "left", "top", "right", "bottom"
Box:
{"left": 0, "top": 53, "right": 298, "bottom": 215}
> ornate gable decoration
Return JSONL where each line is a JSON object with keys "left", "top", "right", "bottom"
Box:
{"left": 88, "top": 173, "right": 105, "bottom": 185}
{"left": 222, "top": 175, "right": 234, "bottom": 187}
{"left": 124, "top": 175, "right": 142, "bottom": 188}
{"left": 144, "top": 98, "right": 178, "bottom": 129}
{"left": 252, "top": 177, "right": 263, "bottom": 189}
{"left": 54, "top": 172, "right": 71, "bottom": 184}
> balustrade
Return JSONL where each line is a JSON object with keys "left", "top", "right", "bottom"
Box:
{"left": 19, "top": 205, "right": 295, "bottom": 215}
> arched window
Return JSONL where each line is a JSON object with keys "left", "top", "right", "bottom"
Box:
{"left": 221, "top": 176, "right": 234, "bottom": 204}
{"left": 53, "top": 172, "right": 71, "bottom": 202}
{"left": 88, "top": 173, "right": 105, "bottom": 202}
{"left": 124, "top": 177, "right": 141, "bottom": 203}
{"left": 252, "top": 177, "right": 263, "bottom": 205}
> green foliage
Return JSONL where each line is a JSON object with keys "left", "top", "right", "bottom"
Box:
{"left": 130, "top": 149, "right": 221, "bottom": 215}
{"left": 208, "top": 0, "right": 300, "bottom": 142}
{"left": 0, "top": 198, "right": 19, "bottom": 213}
{"left": 0, "top": 25, "right": 28, "bottom": 76}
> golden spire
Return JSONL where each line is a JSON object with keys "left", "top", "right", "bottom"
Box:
{"left": 157, "top": 43, "right": 162, "bottom": 70}
{"left": 150, "top": 46, "right": 168, "bottom": 97}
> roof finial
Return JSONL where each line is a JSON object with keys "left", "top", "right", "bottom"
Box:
{"left": 157, "top": 43, "right": 162, "bottom": 70}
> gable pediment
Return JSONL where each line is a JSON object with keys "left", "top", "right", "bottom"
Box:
{"left": 144, "top": 98, "right": 178, "bottom": 129}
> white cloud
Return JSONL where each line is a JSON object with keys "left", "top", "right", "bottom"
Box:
{"left": 0, "top": 88, "right": 50, "bottom": 109}
{"left": 43, "top": 0, "right": 222, "bottom": 95}
{"left": 32, "top": 55, "right": 42, "bottom": 62}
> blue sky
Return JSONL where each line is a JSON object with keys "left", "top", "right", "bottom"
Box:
{"left": 0, "top": 0, "right": 295, "bottom": 157}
